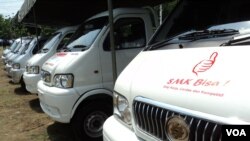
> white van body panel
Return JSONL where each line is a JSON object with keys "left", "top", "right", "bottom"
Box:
{"left": 106, "top": 46, "right": 250, "bottom": 141}
{"left": 115, "top": 46, "right": 250, "bottom": 122}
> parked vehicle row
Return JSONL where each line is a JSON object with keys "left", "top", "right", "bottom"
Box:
{"left": 4, "top": 0, "right": 250, "bottom": 140}
{"left": 1, "top": 7, "right": 158, "bottom": 141}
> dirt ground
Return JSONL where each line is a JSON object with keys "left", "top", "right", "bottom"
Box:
{"left": 0, "top": 47, "right": 75, "bottom": 141}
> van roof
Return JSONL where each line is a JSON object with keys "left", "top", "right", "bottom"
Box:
{"left": 55, "top": 25, "right": 79, "bottom": 34}
{"left": 87, "top": 8, "right": 149, "bottom": 21}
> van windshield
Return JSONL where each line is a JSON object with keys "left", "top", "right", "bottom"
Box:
{"left": 149, "top": 0, "right": 250, "bottom": 48}
{"left": 40, "top": 32, "right": 61, "bottom": 53}
{"left": 64, "top": 17, "right": 108, "bottom": 52}
{"left": 9, "top": 41, "right": 19, "bottom": 51}
{"left": 20, "top": 38, "right": 37, "bottom": 54}
{"left": 15, "top": 43, "right": 27, "bottom": 54}
{"left": 13, "top": 39, "right": 30, "bottom": 53}
{"left": 12, "top": 43, "right": 22, "bottom": 53}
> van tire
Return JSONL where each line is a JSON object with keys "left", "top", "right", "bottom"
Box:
{"left": 20, "top": 77, "right": 26, "bottom": 91}
{"left": 71, "top": 101, "right": 113, "bottom": 141}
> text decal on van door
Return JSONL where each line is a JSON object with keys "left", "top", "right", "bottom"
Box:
{"left": 192, "top": 52, "right": 218, "bottom": 76}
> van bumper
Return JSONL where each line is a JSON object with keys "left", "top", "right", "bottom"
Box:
{"left": 11, "top": 68, "right": 24, "bottom": 83}
{"left": 5, "top": 64, "right": 12, "bottom": 75}
{"left": 1, "top": 56, "right": 6, "bottom": 64}
{"left": 23, "top": 72, "right": 41, "bottom": 94}
{"left": 103, "top": 116, "right": 139, "bottom": 141}
{"left": 37, "top": 80, "right": 80, "bottom": 123}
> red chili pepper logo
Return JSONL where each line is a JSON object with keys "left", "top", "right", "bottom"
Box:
{"left": 192, "top": 52, "right": 218, "bottom": 76}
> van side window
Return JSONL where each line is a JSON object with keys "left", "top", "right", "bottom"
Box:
{"left": 103, "top": 18, "right": 146, "bottom": 51}
{"left": 57, "top": 33, "right": 74, "bottom": 51}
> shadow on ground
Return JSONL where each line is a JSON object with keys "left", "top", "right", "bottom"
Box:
{"left": 29, "top": 98, "right": 44, "bottom": 113}
{"left": 8, "top": 80, "right": 19, "bottom": 85}
{"left": 47, "top": 122, "right": 75, "bottom": 141}
{"left": 14, "top": 87, "right": 29, "bottom": 95}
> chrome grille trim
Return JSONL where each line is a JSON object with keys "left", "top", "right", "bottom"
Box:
{"left": 133, "top": 97, "right": 249, "bottom": 141}
{"left": 159, "top": 109, "right": 164, "bottom": 140}
{"left": 211, "top": 124, "right": 218, "bottom": 141}
{"left": 133, "top": 97, "right": 248, "bottom": 125}
{"left": 195, "top": 120, "right": 201, "bottom": 141}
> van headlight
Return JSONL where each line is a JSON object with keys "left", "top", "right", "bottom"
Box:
{"left": 12, "top": 63, "right": 20, "bottom": 69}
{"left": 7, "top": 60, "right": 12, "bottom": 65}
{"left": 26, "top": 66, "right": 39, "bottom": 74}
{"left": 54, "top": 74, "right": 74, "bottom": 88}
{"left": 113, "top": 92, "right": 132, "bottom": 125}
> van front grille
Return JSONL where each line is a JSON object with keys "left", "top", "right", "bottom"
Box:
{"left": 133, "top": 99, "right": 222, "bottom": 141}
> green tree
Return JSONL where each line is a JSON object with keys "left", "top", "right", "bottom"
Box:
{"left": 0, "top": 14, "right": 30, "bottom": 39}
{"left": 0, "top": 15, "right": 12, "bottom": 39}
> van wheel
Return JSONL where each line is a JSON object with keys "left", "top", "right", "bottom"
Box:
{"left": 20, "top": 77, "right": 26, "bottom": 91}
{"left": 72, "top": 102, "right": 113, "bottom": 141}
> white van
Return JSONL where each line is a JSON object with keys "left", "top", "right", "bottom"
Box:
{"left": 5, "top": 38, "right": 32, "bottom": 75}
{"left": 1, "top": 38, "right": 21, "bottom": 64}
{"left": 103, "top": 0, "right": 250, "bottom": 141}
{"left": 10, "top": 36, "right": 49, "bottom": 87}
{"left": 23, "top": 26, "right": 77, "bottom": 93}
{"left": 37, "top": 8, "right": 157, "bottom": 140}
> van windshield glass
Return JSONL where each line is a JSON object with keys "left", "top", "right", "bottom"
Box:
{"left": 13, "top": 43, "right": 22, "bottom": 53}
{"left": 40, "top": 32, "right": 61, "bottom": 53}
{"left": 16, "top": 41, "right": 30, "bottom": 54}
{"left": 149, "top": 0, "right": 250, "bottom": 47}
{"left": 9, "top": 41, "right": 18, "bottom": 51}
{"left": 20, "top": 38, "right": 37, "bottom": 54}
{"left": 64, "top": 17, "right": 108, "bottom": 52}
{"left": 13, "top": 39, "right": 30, "bottom": 53}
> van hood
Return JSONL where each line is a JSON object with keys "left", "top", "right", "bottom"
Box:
{"left": 13, "top": 54, "right": 25, "bottom": 63}
{"left": 3, "top": 49, "right": 10, "bottom": 55}
{"left": 42, "top": 52, "right": 81, "bottom": 73}
{"left": 27, "top": 53, "right": 47, "bottom": 66}
{"left": 115, "top": 46, "right": 250, "bottom": 123}
{"left": 8, "top": 53, "right": 20, "bottom": 61}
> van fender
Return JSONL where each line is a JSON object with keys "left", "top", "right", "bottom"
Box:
{"left": 70, "top": 88, "right": 113, "bottom": 119}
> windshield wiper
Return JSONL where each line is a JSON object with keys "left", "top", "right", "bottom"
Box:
{"left": 220, "top": 33, "right": 250, "bottom": 46}
{"left": 178, "top": 29, "right": 239, "bottom": 41}
{"left": 146, "top": 29, "right": 239, "bottom": 51}
{"left": 72, "top": 45, "right": 87, "bottom": 48}
{"left": 61, "top": 45, "right": 88, "bottom": 52}
{"left": 146, "top": 39, "right": 182, "bottom": 50}
{"left": 41, "top": 48, "right": 49, "bottom": 53}
{"left": 71, "top": 45, "right": 88, "bottom": 51}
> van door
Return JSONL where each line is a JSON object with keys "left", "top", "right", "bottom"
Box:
{"left": 100, "top": 17, "right": 147, "bottom": 89}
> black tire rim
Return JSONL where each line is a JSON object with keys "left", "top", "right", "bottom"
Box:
{"left": 83, "top": 111, "right": 108, "bottom": 138}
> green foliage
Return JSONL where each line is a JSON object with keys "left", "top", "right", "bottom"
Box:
{"left": 0, "top": 15, "right": 55, "bottom": 39}
{"left": 40, "top": 26, "right": 57, "bottom": 36}
{"left": 0, "top": 14, "right": 30, "bottom": 39}
{"left": 0, "top": 15, "right": 12, "bottom": 39}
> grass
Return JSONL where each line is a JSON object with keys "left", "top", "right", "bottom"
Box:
{"left": 0, "top": 47, "right": 75, "bottom": 141}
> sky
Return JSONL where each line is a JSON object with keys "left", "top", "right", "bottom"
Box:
{"left": 0, "top": 0, "right": 24, "bottom": 18}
